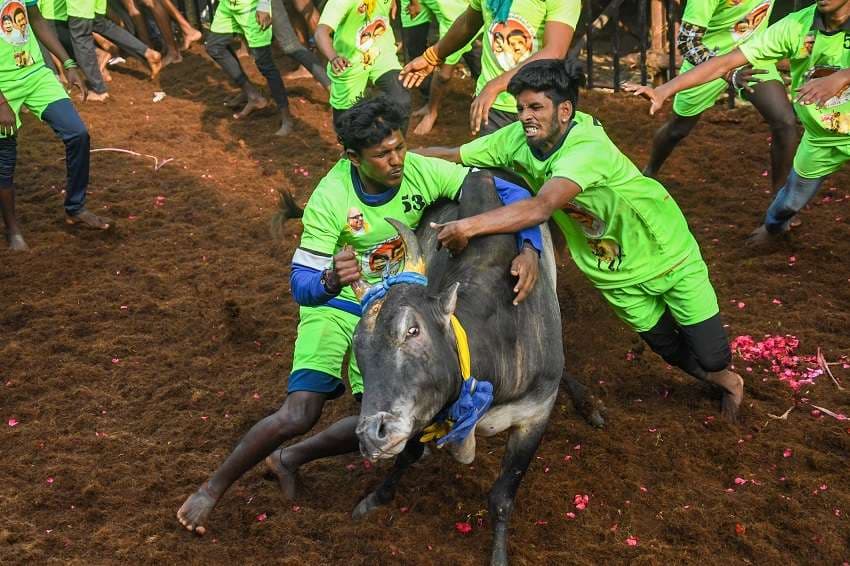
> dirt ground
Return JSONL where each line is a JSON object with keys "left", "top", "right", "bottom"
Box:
{"left": 2, "top": 47, "right": 849, "bottom": 565}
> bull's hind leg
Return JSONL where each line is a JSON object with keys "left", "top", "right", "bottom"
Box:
{"left": 488, "top": 420, "right": 548, "bottom": 566}
{"left": 562, "top": 374, "right": 606, "bottom": 428}
{"left": 352, "top": 440, "right": 425, "bottom": 519}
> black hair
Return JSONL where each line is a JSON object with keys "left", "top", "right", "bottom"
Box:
{"left": 13, "top": 7, "right": 24, "bottom": 18}
{"left": 507, "top": 58, "right": 586, "bottom": 109}
{"left": 334, "top": 96, "right": 407, "bottom": 154}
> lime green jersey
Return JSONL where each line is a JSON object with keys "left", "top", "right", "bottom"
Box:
{"left": 66, "top": 0, "right": 106, "bottom": 18}
{"left": 38, "top": 0, "right": 66, "bottom": 21}
{"left": 0, "top": 0, "right": 46, "bottom": 83}
{"left": 459, "top": 112, "right": 700, "bottom": 288}
{"left": 740, "top": 4, "right": 850, "bottom": 145}
{"left": 682, "top": 0, "right": 774, "bottom": 56}
{"left": 319, "top": 0, "right": 398, "bottom": 71}
{"left": 466, "top": 0, "right": 580, "bottom": 112}
{"left": 296, "top": 153, "right": 469, "bottom": 304}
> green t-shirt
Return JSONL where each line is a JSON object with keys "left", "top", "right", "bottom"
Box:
{"left": 459, "top": 112, "right": 700, "bottom": 289}
{"left": 66, "top": 0, "right": 105, "bottom": 19}
{"left": 296, "top": 153, "right": 469, "bottom": 305}
{"left": 0, "top": 0, "right": 46, "bottom": 83}
{"left": 466, "top": 0, "right": 580, "bottom": 112}
{"left": 38, "top": 0, "right": 66, "bottom": 21}
{"left": 740, "top": 4, "right": 850, "bottom": 145}
{"left": 319, "top": 0, "right": 398, "bottom": 72}
{"left": 682, "top": 0, "right": 773, "bottom": 57}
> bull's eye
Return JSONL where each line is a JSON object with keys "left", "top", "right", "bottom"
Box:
{"left": 407, "top": 326, "right": 419, "bottom": 337}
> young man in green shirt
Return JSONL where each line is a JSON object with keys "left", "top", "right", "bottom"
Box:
{"left": 401, "top": 0, "right": 579, "bottom": 135}
{"left": 0, "top": 0, "right": 110, "bottom": 250}
{"left": 176, "top": 96, "right": 541, "bottom": 534}
{"left": 425, "top": 59, "right": 744, "bottom": 422}
{"left": 315, "top": 0, "right": 411, "bottom": 122}
{"left": 205, "top": 0, "right": 295, "bottom": 136}
{"left": 644, "top": 0, "right": 797, "bottom": 204}
{"left": 628, "top": 0, "right": 850, "bottom": 245}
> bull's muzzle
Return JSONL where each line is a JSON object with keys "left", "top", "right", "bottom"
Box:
{"left": 356, "top": 411, "right": 413, "bottom": 461}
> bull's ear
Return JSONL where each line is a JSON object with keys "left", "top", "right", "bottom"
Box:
{"left": 438, "top": 282, "right": 460, "bottom": 318}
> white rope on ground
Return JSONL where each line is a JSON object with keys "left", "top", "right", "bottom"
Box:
{"left": 89, "top": 148, "right": 175, "bottom": 171}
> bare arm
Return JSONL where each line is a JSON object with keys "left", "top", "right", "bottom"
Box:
{"left": 316, "top": 23, "right": 350, "bottom": 73}
{"left": 432, "top": 177, "right": 581, "bottom": 252}
{"left": 413, "top": 146, "right": 462, "bottom": 162}
{"left": 432, "top": 7, "right": 484, "bottom": 60}
{"left": 470, "top": 21, "right": 574, "bottom": 134}
{"left": 29, "top": 6, "right": 86, "bottom": 97}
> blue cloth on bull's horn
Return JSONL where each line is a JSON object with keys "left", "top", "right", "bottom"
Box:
{"left": 360, "top": 272, "right": 429, "bottom": 311}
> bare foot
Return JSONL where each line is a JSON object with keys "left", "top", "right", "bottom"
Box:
{"left": 146, "top": 50, "right": 163, "bottom": 79}
{"left": 264, "top": 449, "right": 299, "bottom": 500}
{"left": 96, "top": 49, "right": 112, "bottom": 82}
{"left": 234, "top": 96, "right": 268, "bottom": 119}
{"left": 86, "top": 91, "right": 110, "bottom": 102}
{"left": 161, "top": 49, "right": 181, "bottom": 69}
{"left": 6, "top": 232, "right": 28, "bottom": 251}
{"left": 789, "top": 214, "right": 802, "bottom": 229}
{"left": 177, "top": 484, "right": 218, "bottom": 535}
{"left": 413, "top": 111, "right": 438, "bottom": 135}
{"left": 66, "top": 209, "right": 111, "bottom": 230}
{"left": 181, "top": 28, "right": 203, "bottom": 51}
{"left": 745, "top": 225, "right": 782, "bottom": 248}
{"left": 224, "top": 92, "right": 247, "bottom": 109}
{"left": 274, "top": 110, "right": 294, "bottom": 136}
{"left": 707, "top": 370, "right": 744, "bottom": 423}
{"left": 283, "top": 66, "right": 313, "bottom": 80}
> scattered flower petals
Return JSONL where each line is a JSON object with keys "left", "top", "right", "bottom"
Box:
{"left": 639, "top": 486, "right": 648, "bottom": 493}
{"left": 291, "top": 505, "right": 301, "bottom": 512}
{"left": 8, "top": 418, "right": 18, "bottom": 427}
{"left": 345, "top": 463, "right": 357, "bottom": 471}
{"left": 772, "top": 298, "right": 783, "bottom": 305}
{"left": 256, "top": 513, "right": 267, "bottom": 522}
{"left": 46, "top": 477, "right": 54, "bottom": 484}
{"left": 535, "top": 520, "right": 548, "bottom": 526}
{"left": 455, "top": 522, "right": 472, "bottom": 534}
{"left": 734, "top": 477, "right": 748, "bottom": 485}
{"left": 564, "top": 512, "right": 576, "bottom": 520}
{"left": 111, "top": 358, "right": 121, "bottom": 364}
{"left": 783, "top": 448, "right": 793, "bottom": 458}
{"left": 573, "top": 494, "right": 589, "bottom": 511}
{"left": 625, "top": 535, "right": 638, "bottom": 546}
{"left": 400, "top": 507, "right": 409, "bottom": 513}
{"left": 200, "top": 416, "right": 209, "bottom": 421}
{"left": 362, "top": 460, "right": 373, "bottom": 471}
{"left": 737, "top": 302, "right": 746, "bottom": 309}
{"left": 626, "top": 350, "right": 636, "bottom": 361}
{"left": 820, "top": 484, "right": 828, "bottom": 491}
{"left": 735, "top": 523, "right": 746, "bottom": 536}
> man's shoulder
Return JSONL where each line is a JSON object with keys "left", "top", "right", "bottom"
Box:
{"left": 308, "top": 160, "right": 352, "bottom": 205}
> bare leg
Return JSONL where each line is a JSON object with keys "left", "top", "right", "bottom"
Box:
{"left": 118, "top": 0, "right": 153, "bottom": 46}
{"left": 158, "top": 0, "right": 202, "bottom": 50}
{"left": 138, "top": 0, "right": 182, "bottom": 64}
{"left": 705, "top": 369, "right": 744, "bottom": 423}
{"left": 96, "top": 47, "right": 113, "bottom": 82}
{"left": 291, "top": 0, "right": 320, "bottom": 34}
{"left": 413, "top": 63, "right": 454, "bottom": 135}
{"left": 642, "top": 112, "right": 701, "bottom": 178}
{"left": 0, "top": 185, "right": 28, "bottom": 251}
{"left": 265, "top": 415, "right": 359, "bottom": 499}
{"left": 177, "top": 391, "right": 327, "bottom": 535}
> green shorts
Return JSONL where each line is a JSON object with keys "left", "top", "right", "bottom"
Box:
{"left": 210, "top": 2, "right": 272, "bottom": 48}
{"left": 328, "top": 61, "right": 400, "bottom": 110}
{"left": 400, "top": 0, "right": 432, "bottom": 27}
{"left": 793, "top": 131, "right": 850, "bottom": 179}
{"left": 289, "top": 305, "right": 362, "bottom": 396}
{"left": 599, "top": 255, "right": 719, "bottom": 333}
{"left": 1, "top": 66, "right": 69, "bottom": 134}
{"left": 672, "top": 60, "right": 782, "bottom": 118}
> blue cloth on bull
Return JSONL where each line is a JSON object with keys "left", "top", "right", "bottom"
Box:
{"left": 360, "top": 272, "right": 428, "bottom": 311}
{"left": 434, "top": 377, "right": 494, "bottom": 446}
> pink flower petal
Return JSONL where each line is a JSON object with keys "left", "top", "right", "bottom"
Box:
{"left": 8, "top": 418, "right": 18, "bottom": 427}
{"left": 772, "top": 298, "right": 783, "bottom": 305}
{"left": 734, "top": 477, "right": 748, "bottom": 485}
{"left": 625, "top": 535, "right": 638, "bottom": 546}
{"left": 256, "top": 512, "right": 267, "bottom": 522}
{"left": 564, "top": 512, "right": 576, "bottom": 520}
{"left": 46, "top": 477, "right": 54, "bottom": 484}
{"left": 454, "top": 522, "right": 472, "bottom": 534}
{"left": 783, "top": 448, "right": 793, "bottom": 458}
{"left": 737, "top": 302, "right": 746, "bottom": 309}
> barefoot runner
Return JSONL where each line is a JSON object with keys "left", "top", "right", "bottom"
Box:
{"left": 177, "top": 96, "right": 542, "bottom": 533}
{"left": 66, "top": 0, "right": 162, "bottom": 101}
{"left": 643, "top": 0, "right": 798, "bottom": 203}
{"left": 0, "top": 0, "right": 109, "bottom": 251}
{"left": 315, "top": 0, "right": 411, "bottom": 123}
{"left": 627, "top": 0, "right": 850, "bottom": 246}
{"left": 205, "top": 0, "right": 295, "bottom": 136}
{"left": 401, "top": 0, "right": 579, "bottom": 135}
{"left": 408, "top": 0, "right": 482, "bottom": 136}
{"left": 423, "top": 59, "right": 745, "bottom": 422}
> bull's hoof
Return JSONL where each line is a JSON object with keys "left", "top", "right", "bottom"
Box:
{"left": 587, "top": 409, "right": 606, "bottom": 429}
{"left": 352, "top": 492, "right": 385, "bottom": 520}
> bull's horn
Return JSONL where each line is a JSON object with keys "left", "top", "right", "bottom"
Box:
{"left": 386, "top": 217, "right": 426, "bottom": 275}
{"left": 351, "top": 278, "right": 373, "bottom": 302}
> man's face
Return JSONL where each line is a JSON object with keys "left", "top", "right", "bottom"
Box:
{"left": 348, "top": 209, "right": 364, "bottom": 231}
{"left": 14, "top": 11, "right": 25, "bottom": 30}
{"left": 508, "top": 33, "right": 526, "bottom": 57}
{"left": 350, "top": 130, "right": 407, "bottom": 189}
{"left": 3, "top": 18, "right": 12, "bottom": 32}
{"left": 817, "top": 0, "right": 850, "bottom": 16}
{"left": 516, "top": 90, "right": 572, "bottom": 151}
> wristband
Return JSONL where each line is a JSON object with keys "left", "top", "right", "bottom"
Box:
{"left": 63, "top": 58, "right": 79, "bottom": 70}
{"left": 423, "top": 45, "right": 443, "bottom": 67}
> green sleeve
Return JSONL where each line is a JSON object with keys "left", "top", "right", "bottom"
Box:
{"left": 318, "top": 0, "right": 354, "bottom": 31}
{"left": 468, "top": 0, "right": 481, "bottom": 13}
{"left": 549, "top": 141, "right": 607, "bottom": 192}
{"left": 427, "top": 156, "right": 469, "bottom": 200}
{"left": 681, "top": 0, "right": 720, "bottom": 28}
{"left": 299, "top": 188, "right": 342, "bottom": 255}
{"left": 739, "top": 13, "right": 799, "bottom": 64}
{"left": 546, "top": 0, "right": 581, "bottom": 28}
{"left": 458, "top": 125, "right": 514, "bottom": 169}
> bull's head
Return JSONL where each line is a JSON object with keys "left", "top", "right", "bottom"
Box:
{"left": 353, "top": 219, "right": 462, "bottom": 461}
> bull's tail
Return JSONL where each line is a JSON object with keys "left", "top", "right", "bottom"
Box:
{"left": 270, "top": 189, "right": 304, "bottom": 239}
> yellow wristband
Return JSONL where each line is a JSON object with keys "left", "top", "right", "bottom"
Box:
{"left": 423, "top": 45, "right": 443, "bottom": 67}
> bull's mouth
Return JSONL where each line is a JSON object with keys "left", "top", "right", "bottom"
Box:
{"left": 356, "top": 411, "right": 415, "bottom": 461}
{"left": 359, "top": 434, "right": 410, "bottom": 461}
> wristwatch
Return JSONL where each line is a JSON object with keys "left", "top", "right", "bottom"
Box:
{"left": 320, "top": 269, "right": 340, "bottom": 294}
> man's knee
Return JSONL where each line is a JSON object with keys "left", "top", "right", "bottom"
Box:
{"left": 251, "top": 46, "right": 278, "bottom": 75}
{"left": 666, "top": 116, "right": 697, "bottom": 142}
{"left": 205, "top": 34, "right": 229, "bottom": 58}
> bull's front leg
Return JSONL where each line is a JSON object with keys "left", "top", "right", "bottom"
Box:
{"left": 352, "top": 439, "right": 425, "bottom": 519}
{"left": 488, "top": 420, "right": 548, "bottom": 566}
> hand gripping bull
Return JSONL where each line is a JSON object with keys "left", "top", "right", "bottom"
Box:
{"left": 349, "top": 170, "right": 567, "bottom": 566}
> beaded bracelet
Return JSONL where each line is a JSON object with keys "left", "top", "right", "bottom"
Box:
{"left": 63, "top": 58, "right": 79, "bottom": 70}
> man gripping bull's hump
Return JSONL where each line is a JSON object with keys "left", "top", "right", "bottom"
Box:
{"left": 177, "top": 95, "right": 544, "bottom": 535}
{"left": 422, "top": 58, "right": 745, "bottom": 423}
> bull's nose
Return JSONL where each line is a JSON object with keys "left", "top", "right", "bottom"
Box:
{"left": 358, "top": 411, "right": 397, "bottom": 442}
{"left": 356, "top": 412, "right": 412, "bottom": 459}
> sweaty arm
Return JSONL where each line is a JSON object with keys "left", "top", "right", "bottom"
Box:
{"left": 413, "top": 146, "right": 462, "bottom": 162}
{"left": 29, "top": 6, "right": 72, "bottom": 62}
{"left": 434, "top": 177, "right": 579, "bottom": 253}
{"left": 315, "top": 24, "right": 337, "bottom": 61}
{"left": 432, "top": 7, "right": 485, "bottom": 61}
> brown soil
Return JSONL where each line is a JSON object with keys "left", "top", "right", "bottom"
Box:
{"left": 2, "top": 48, "right": 849, "bottom": 565}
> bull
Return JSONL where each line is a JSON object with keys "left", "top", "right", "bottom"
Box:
{"left": 348, "top": 170, "right": 592, "bottom": 565}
